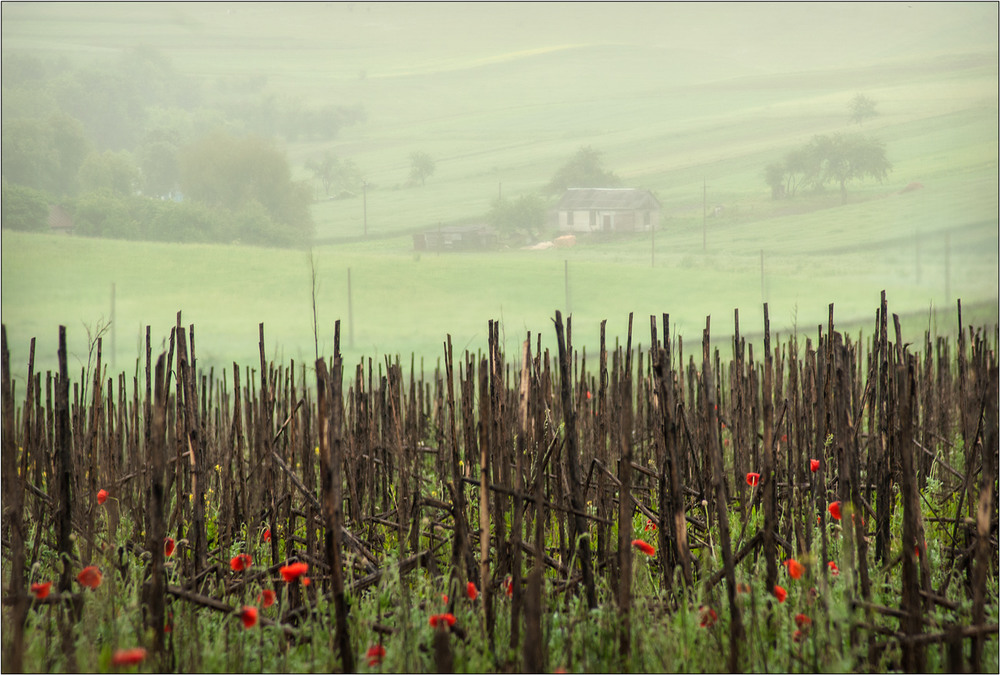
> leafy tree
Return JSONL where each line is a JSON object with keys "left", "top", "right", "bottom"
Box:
{"left": 307, "top": 151, "right": 363, "bottom": 198}
{"left": 78, "top": 150, "right": 141, "bottom": 197}
{"left": 764, "top": 133, "right": 891, "bottom": 203}
{"left": 809, "top": 133, "right": 892, "bottom": 203}
{"left": 488, "top": 194, "right": 548, "bottom": 239}
{"left": 763, "top": 162, "right": 786, "bottom": 200}
{"left": 178, "top": 131, "right": 314, "bottom": 246}
{"left": 409, "top": 151, "right": 436, "bottom": 187}
{"left": 138, "top": 139, "right": 181, "bottom": 198}
{"left": 850, "top": 93, "right": 878, "bottom": 126}
{"left": 0, "top": 180, "right": 50, "bottom": 232}
{"left": 547, "top": 146, "right": 621, "bottom": 194}
{"left": 1, "top": 113, "right": 92, "bottom": 196}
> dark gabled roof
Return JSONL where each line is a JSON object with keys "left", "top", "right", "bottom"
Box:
{"left": 555, "top": 188, "right": 660, "bottom": 211}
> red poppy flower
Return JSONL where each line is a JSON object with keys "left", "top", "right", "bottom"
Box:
{"left": 263, "top": 529, "right": 271, "bottom": 542}
{"left": 746, "top": 472, "right": 760, "bottom": 487}
{"left": 792, "top": 629, "right": 804, "bottom": 643}
{"left": 77, "top": 566, "right": 102, "bottom": 590}
{"left": 258, "top": 589, "right": 276, "bottom": 608}
{"left": 429, "top": 612, "right": 456, "bottom": 628}
{"left": 809, "top": 459, "right": 820, "bottom": 472}
{"left": 795, "top": 613, "right": 812, "bottom": 629}
{"left": 644, "top": 519, "right": 658, "bottom": 532}
{"left": 302, "top": 576, "right": 311, "bottom": 586}
{"left": 280, "top": 562, "right": 309, "bottom": 582}
{"left": 781, "top": 433, "right": 787, "bottom": 442}
{"left": 504, "top": 576, "right": 513, "bottom": 597}
{"left": 828, "top": 501, "right": 842, "bottom": 521}
{"left": 586, "top": 390, "right": 592, "bottom": 400}
{"left": 97, "top": 489, "right": 108, "bottom": 505}
{"left": 736, "top": 582, "right": 751, "bottom": 595}
{"left": 441, "top": 594, "right": 449, "bottom": 604}
{"left": 827, "top": 561, "right": 839, "bottom": 577}
{"left": 783, "top": 558, "right": 805, "bottom": 580}
{"left": 230, "top": 554, "right": 252, "bottom": 572}
{"left": 239, "top": 606, "right": 258, "bottom": 629}
{"left": 366, "top": 644, "right": 386, "bottom": 667}
{"left": 164, "top": 538, "right": 175, "bottom": 557}
{"left": 110, "top": 647, "right": 147, "bottom": 666}
{"left": 698, "top": 605, "right": 718, "bottom": 628}
{"left": 466, "top": 582, "right": 478, "bottom": 601}
{"left": 30, "top": 581, "right": 52, "bottom": 600}
{"left": 632, "top": 539, "right": 656, "bottom": 556}
{"left": 773, "top": 585, "right": 787, "bottom": 603}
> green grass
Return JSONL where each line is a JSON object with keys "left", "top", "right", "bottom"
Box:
{"left": 1, "top": 3, "right": 997, "bottom": 377}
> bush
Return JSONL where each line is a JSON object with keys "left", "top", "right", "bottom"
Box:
{"left": 1, "top": 180, "right": 50, "bottom": 232}
{"left": 72, "top": 191, "right": 139, "bottom": 240}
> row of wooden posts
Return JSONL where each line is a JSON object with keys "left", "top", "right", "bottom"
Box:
{"left": 1, "top": 294, "right": 997, "bottom": 672}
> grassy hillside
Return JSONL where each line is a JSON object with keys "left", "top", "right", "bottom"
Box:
{"left": 1, "top": 2, "right": 996, "bottom": 377}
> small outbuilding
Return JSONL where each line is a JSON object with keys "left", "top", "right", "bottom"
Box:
{"left": 48, "top": 205, "right": 75, "bottom": 235}
{"left": 413, "top": 223, "right": 497, "bottom": 251}
{"left": 553, "top": 188, "right": 660, "bottom": 234}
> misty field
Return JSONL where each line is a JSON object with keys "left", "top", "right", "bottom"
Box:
{"left": 1, "top": 3, "right": 998, "bottom": 673}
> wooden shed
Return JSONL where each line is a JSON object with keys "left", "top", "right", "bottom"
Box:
{"left": 413, "top": 223, "right": 497, "bottom": 251}
{"left": 48, "top": 205, "right": 75, "bottom": 235}
{"left": 553, "top": 188, "right": 660, "bottom": 234}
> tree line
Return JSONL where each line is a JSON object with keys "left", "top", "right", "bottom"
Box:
{"left": 1, "top": 47, "right": 365, "bottom": 247}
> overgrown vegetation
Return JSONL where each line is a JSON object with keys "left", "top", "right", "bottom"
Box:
{"left": 1, "top": 298, "right": 997, "bottom": 673}
{"left": 0, "top": 45, "right": 358, "bottom": 247}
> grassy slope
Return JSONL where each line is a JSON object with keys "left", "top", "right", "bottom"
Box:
{"left": 1, "top": 3, "right": 997, "bottom": 377}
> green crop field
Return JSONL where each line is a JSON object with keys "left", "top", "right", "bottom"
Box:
{"left": 1, "top": 2, "right": 997, "bottom": 378}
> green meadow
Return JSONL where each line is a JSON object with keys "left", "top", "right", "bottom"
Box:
{"left": 1, "top": 2, "right": 997, "bottom": 378}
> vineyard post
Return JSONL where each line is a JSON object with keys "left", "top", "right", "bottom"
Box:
{"left": 1, "top": 326, "right": 28, "bottom": 672}
{"left": 54, "top": 326, "right": 79, "bottom": 671}
{"left": 554, "top": 310, "right": 597, "bottom": 609}
{"left": 316, "top": 334, "right": 355, "bottom": 672}
{"left": 703, "top": 319, "right": 745, "bottom": 673}
{"left": 144, "top": 354, "right": 168, "bottom": 658}
{"left": 616, "top": 313, "right": 635, "bottom": 665}
{"left": 898, "top": 351, "right": 926, "bottom": 671}
{"left": 971, "top": 360, "right": 998, "bottom": 670}
{"left": 762, "top": 303, "right": 778, "bottom": 593}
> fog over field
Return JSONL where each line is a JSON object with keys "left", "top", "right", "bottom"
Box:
{"left": 1, "top": 1, "right": 997, "bottom": 377}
